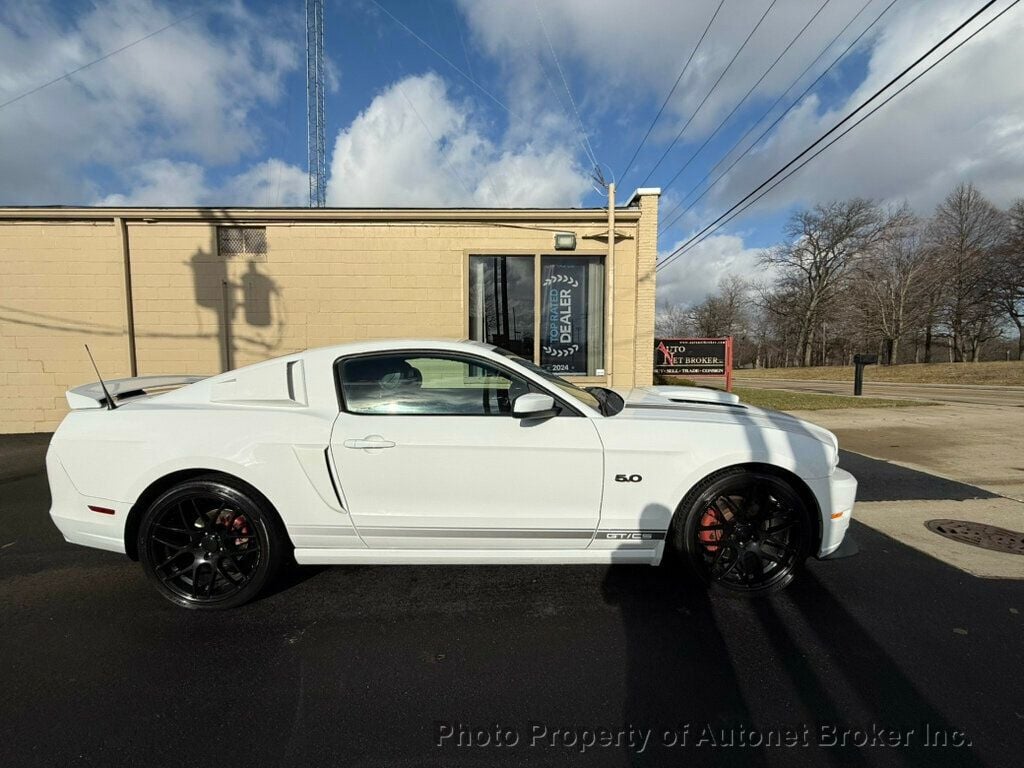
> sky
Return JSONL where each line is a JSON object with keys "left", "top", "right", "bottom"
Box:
{"left": 1, "top": 0, "right": 1023, "bottom": 308}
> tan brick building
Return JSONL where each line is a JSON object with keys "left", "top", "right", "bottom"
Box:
{"left": 0, "top": 189, "right": 659, "bottom": 433}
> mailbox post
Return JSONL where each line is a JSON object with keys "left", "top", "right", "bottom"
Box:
{"left": 853, "top": 354, "right": 878, "bottom": 396}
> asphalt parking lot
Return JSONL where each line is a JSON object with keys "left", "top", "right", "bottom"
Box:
{"left": 1, "top": 441, "right": 1022, "bottom": 768}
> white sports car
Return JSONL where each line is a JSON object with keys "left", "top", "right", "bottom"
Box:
{"left": 47, "top": 339, "right": 856, "bottom": 609}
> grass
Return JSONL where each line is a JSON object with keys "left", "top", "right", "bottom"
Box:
{"left": 735, "top": 360, "right": 1024, "bottom": 386}
{"left": 654, "top": 375, "right": 925, "bottom": 411}
{"left": 731, "top": 386, "right": 926, "bottom": 411}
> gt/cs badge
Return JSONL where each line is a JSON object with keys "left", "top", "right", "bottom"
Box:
{"left": 615, "top": 474, "right": 642, "bottom": 483}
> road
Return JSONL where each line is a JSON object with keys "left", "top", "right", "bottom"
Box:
{"left": 1, "top": 447, "right": 1022, "bottom": 768}
{"left": 735, "top": 377, "right": 1024, "bottom": 407}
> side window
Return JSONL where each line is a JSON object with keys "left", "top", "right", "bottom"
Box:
{"left": 339, "top": 354, "right": 532, "bottom": 415}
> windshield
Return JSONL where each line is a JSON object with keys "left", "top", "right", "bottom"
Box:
{"left": 493, "top": 349, "right": 602, "bottom": 411}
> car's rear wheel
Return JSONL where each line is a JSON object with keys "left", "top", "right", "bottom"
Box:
{"left": 674, "top": 469, "right": 813, "bottom": 597}
{"left": 137, "top": 477, "right": 284, "bottom": 609}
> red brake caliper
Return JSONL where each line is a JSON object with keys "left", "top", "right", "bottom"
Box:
{"left": 217, "top": 510, "right": 250, "bottom": 547}
{"left": 699, "top": 506, "right": 725, "bottom": 553}
{"left": 230, "top": 515, "right": 250, "bottom": 547}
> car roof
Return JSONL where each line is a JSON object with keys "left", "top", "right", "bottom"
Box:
{"left": 299, "top": 338, "right": 498, "bottom": 364}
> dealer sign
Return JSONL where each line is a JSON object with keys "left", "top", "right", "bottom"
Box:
{"left": 540, "top": 261, "right": 588, "bottom": 375}
{"left": 655, "top": 337, "right": 733, "bottom": 383}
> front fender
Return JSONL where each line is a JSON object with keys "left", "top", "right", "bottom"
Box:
{"left": 596, "top": 416, "right": 835, "bottom": 538}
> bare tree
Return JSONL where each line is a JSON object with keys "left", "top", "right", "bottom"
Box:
{"left": 993, "top": 199, "right": 1024, "bottom": 359}
{"left": 669, "top": 186, "right": 1018, "bottom": 367}
{"left": 688, "top": 275, "right": 751, "bottom": 337}
{"left": 754, "top": 280, "right": 805, "bottom": 367}
{"left": 927, "top": 183, "right": 1007, "bottom": 361}
{"left": 761, "top": 199, "right": 887, "bottom": 366}
{"left": 654, "top": 303, "right": 692, "bottom": 338}
{"left": 850, "top": 204, "right": 930, "bottom": 364}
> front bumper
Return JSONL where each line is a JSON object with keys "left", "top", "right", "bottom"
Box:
{"left": 819, "top": 534, "right": 859, "bottom": 559}
{"left": 808, "top": 467, "right": 857, "bottom": 559}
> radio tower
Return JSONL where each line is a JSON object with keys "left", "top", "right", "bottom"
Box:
{"left": 305, "top": 0, "right": 326, "bottom": 207}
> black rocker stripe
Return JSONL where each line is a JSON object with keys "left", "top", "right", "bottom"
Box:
{"left": 353, "top": 527, "right": 666, "bottom": 540}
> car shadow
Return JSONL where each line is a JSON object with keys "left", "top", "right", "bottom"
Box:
{"left": 597, "top": 444, "right": 1008, "bottom": 767}
{"left": 837, "top": 450, "right": 998, "bottom": 501}
{"left": 602, "top": 523, "right": 992, "bottom": 767}
{"left": 257, "top": 562, "right": 330, "bottom": 602}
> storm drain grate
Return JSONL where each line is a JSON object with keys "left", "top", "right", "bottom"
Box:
{"left": 925, "top": 519, "right": 1024, "bottom": 555}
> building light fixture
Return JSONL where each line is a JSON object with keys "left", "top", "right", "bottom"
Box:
{"left": 553, "top": 232, "right": 577, "bottom": 251}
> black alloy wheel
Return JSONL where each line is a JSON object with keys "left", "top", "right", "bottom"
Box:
{"left": 138, "top": 477, "right": 283, "bottom": 609}
{"left": 677, "top": 470, "right": 813, "bottom": 597}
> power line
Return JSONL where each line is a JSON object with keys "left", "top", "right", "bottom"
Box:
{"left": 657, "top": 0, "right": 1014, "bottom": 273}
{"left": 619, "top": 0, "right": 726, "bottom": 184}
{"left": 659, "top": 0, "right": 999, "bottom": 270}
{"left": 367, "top": 0, "right": 599, "bottom": 196}
{"left": 392, "top": 73, "right": 476, "bottom": 203}
{"left": 660, "top": 1, "right": 1020, "bottom": 273}
{"left": 657, "top": 0, "right": 833, "bottom": 198}
{"left": 658, "top": 0, "right": 900, "bottom": 235}
{"left": 367, "top": 0, "right": 515, "bottom": 118}
{"left": 534, "top": 0, "right": 600, "bottom": 171}
{"left": 534, "top": 46, "right": 597, "bottom": 174}
{"left": 375, "top": 45, "right": 512, "bottom": 209}
{"left": 639, "top": 0, "right": 780, "bottom": 187}
{"left": 0, "top": 9, "right": 203, "bottom": 111}
{"left": 454, "top": 7, "right": 477, "bottom": 82}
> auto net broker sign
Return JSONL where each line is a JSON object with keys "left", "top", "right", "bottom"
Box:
{"left": 655, "top": 338, "right": 730, "bottom": 376}
{"left": 541, "top": 261, "right": 588, "bottom": 375}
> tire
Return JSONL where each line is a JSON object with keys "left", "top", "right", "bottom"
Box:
{"left": 137, "top": 476, "right": 285, "bottom": 610}
{"left": 671, "top": 468, "right": 813, "bottom": 598}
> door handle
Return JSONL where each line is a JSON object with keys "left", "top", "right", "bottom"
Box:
{"left": 343, "top": 437, "right": 396, "bottom": 450}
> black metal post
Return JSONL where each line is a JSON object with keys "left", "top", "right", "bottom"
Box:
{"left": 853, "top": 354, "right": 877, "bottom": 396}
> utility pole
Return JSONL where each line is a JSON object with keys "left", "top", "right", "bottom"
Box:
{"left": 606, "top": 181, "right": 615, "bottom": 381}
{"left": 305, "top": 0, "right": 326, "bottom": 207}
{"left": 499, "top": 256, "right": 510, "bottom": 346}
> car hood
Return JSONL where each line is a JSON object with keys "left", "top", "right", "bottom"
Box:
{"left": 623, "top": 385, "right": 742, "bottom": 406}
{"left": 613, "top": 386, "right": 839, "bottom": 453}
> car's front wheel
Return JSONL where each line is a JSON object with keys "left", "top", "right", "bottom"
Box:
{"left": 673, "top": 469, "right": 813, "bottom": 597}
{"left": 137, "top": 476, "right": 284, "bottom": 609}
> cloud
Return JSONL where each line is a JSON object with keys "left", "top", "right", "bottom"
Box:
{"left": 100, "top": 158, "right": 308, "bottom": 206}
{"left": 460, "top": 0, "right": 1024, "bottom": 226}
{"left": 219, "top": 159, "right": 309, "bottom": 207}
{"left": 0, "top": 0, "right": 299, "bottom": 204}
{"left": 458, "top": 0, "right": 873, "bottom": 156}
{"left": 99, "top": 160, "right": 206, "bottom": 206}
{"left": 686, "top": 0, "right": 1024, "bottom": 218}
{"left": 656, "top": 233, "right": 762, "bottom": 308}
{"left": 325, "top": 72, "right": 591, "bottom": 207}
{"left": 456, "top": 0, "right": 1024, "bottom": 310}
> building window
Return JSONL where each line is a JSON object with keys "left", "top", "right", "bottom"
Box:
{"left": 468, "top": 254, "right": 605, "bottom": 377}
{"left": 540, "top": 255, "right": 604, "bottom": 376}
{"left": 468, "top": 256, "right": 535, "bottom": 360}
{"left": 217, "top": 227, "right": 267, "bottom": 257}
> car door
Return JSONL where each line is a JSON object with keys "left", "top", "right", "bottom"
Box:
{"left": 329, "top": 351, "right": 603, "bottom": 549}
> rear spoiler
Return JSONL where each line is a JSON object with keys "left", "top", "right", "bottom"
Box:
{"left": 66, "top": 375, "right": 208, "bottom": 410}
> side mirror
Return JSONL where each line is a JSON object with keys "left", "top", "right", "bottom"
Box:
{"left": 512, "top": 392, "right": 559, "bottom": 420}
